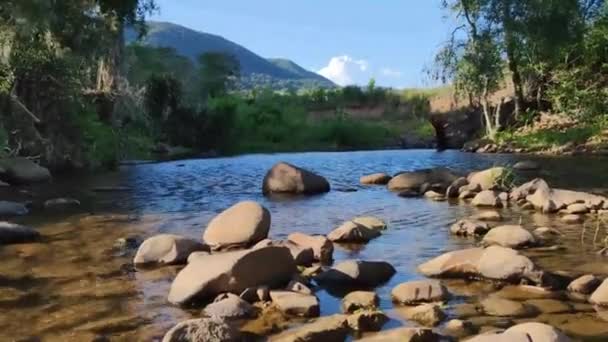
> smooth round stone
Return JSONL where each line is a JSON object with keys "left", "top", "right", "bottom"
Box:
{"left": 391, "top": 280, "right": 449, "bottom": 304}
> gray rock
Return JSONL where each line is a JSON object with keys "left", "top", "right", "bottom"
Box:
{"left": 168, "top": 246, "right": 296, "bottom": 305}
{"left": 0, "top": 221, "right": 40, "bottom": 244}
{"left": 0, "top": 201, "right": 28, "bottom": 217}
{"left": 450, "top": 220, "right": 490, "bottom": 237}
{"left": 203, "top": 293, "right": 254, "bottom": 319}
{"left": 387, "top": 168, "right": 459, "bottom": 192}
{"left": 468, "top": 167, "right": 506, "bottom": 190}
{"left": 43, "top": 198, "right": 81, "bottom": 209}
{"left": 288, "top": 232, "right": 333, "bottom": 263}
{"left": 472, "top": 190, "right": 502, "bottom": 207}
{"left": 513, "top": 160, "right": 540, "bottom": 171}
{"left": 327, "top": 220, "right": 381, "bottom": 243}
{"left": 482, "top": 225, "right": 536, "bottom": 249}
{"left": 133, "top": 234, "right": 206, "bottom": 265}
{"left": 254, "top": 239, "right": 314, "bottom": 266}
{"left": 162, "top": 317, "right": 241, "bottom": 342}
{"left": 269, "top": 290, "right": 320, "bottom": 317}
{"left": 315, "top": 260, "right": 395, "bottom": 288}
{"left": 263, "top": 162, "right": 330, "bottom": 195}
{"left": 203, "top": 201, "right": 270, "bottom": 250}
{"left": 0, "top": 158, "right": 51, "bottom": 184}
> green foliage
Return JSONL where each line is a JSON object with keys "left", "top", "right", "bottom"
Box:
{"left": 198, "top": 52, "right": 240, "bottom": 98}
{"left": 73, "top": 110, "right": 119, "bottom": 169}
{"left": 495, "top": 124, "right": 602, "bottom": 149}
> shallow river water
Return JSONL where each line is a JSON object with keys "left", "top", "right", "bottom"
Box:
{"left": 2, "top": 150, "right": 608, "bottom": 341}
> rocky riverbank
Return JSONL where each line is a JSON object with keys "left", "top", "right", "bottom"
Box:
{"left": 3, "top": 156, "right": 608, "bottom": 341}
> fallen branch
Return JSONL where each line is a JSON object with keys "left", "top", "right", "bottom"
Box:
{"left": 10, "top": 95, "right": 41, "bottom": 124}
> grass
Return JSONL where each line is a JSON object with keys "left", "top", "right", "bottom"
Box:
{"left": 495, "top": 124, "right": 603, "bottom": 150}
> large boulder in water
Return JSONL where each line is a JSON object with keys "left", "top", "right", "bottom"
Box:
{"left": 262, "top": 162, "right": 330, "bottom": 195}
{"left": 315, "top": 260, "right": 396, "bottom": 288}
{"left": 288, "top": 232, "right": 334, "bottom": 263}
{"left": 203, "top": 201, "right": 270, "bottom": 251}
{"left": 516, "top": 178, "right": 607, "bottom": 213}
{"left": 0, "top": 222, "right": 40, "bottom": 244}
{"left": 168, "top": 246, "right": 296, "bottom": 305}
{"left": 391, "top": 280, "right": 450, "bottom": 304}
{"left": 360, "top": 173, "right": 392, "bottom": 185}
{"left": 133, "top": 234, "right": 207, "bottom": 265}
{"left": 327, "top": 221, "right": 381, "bottom": 243}
{"left": 418, "top": 246, "right": 543, "bottom": 285}
{"left": 387, "top": 168, "right": 459, "bottom": 192}
{"left": 0, "top": 201, "right": 29, "bottom": 217}
{"left": 467, "top": 167, "right": 506, "bottom": 191}
{"left": 0, "top": 158, "right": 51, "bottom": 184}
{"left": 481, "top": 225, "right": 536, "bottom": 249}
{"left": 162, "top": 317, "right": 241, "bottom": 342}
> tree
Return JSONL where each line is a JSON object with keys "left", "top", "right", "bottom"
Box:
{"left": 198, "top": 52, "right": 240, "bottom": 98}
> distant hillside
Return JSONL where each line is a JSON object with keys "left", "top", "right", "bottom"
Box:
{"left": 126, "top": 22, "right": 335, "bottom": 90}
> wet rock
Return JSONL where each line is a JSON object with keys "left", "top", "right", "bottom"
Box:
{"left": 327, "top": 220, "right": 381, "bottom": 243}
{"left": 203, "top": 293, "right": 255, "bottom": 319}
{"left": 481, "top": 225, "right": 536, "bottom": 249}
{"left": 505, "top": 322, "right": 572, "bottom": 342}
{"left": 418, "top": 246, "right": 542, "bottom": 285}
{"left": 446, "top": 177, "right": 469, "bottom": 198}
{"left": 398, "top": 189, "right": 420, "bottom": 198}
{"left": 269, "top": 314, "right": 348, "bottom": 342}
{"left": 526, "top": 181, "right": 606, "bottom": 213}
{"left": 240, "top": 286, "right": 270, "bottom": 303}
{"left": 480, "top": 296, "right": 537, "bottom": 317}
{"left": 168, "top": 246, "right": 296, "bottom": 305}
{"left": 493, "top": 285, "right": 559, "bottom": 300}
{"left": 399, "top": 303, "right": 446, "bottom": 327}
{"left": 162, "top": 317, "right": 241, "bottom": 342}
{"left": 43, "top": 198, "right": 81, "bottom": 209}
{"left": 0, "top": 201, "right": 29, "bottom": 217}
{"left": 391, "top": 280, "right": 449, "bottom": 304}
{"left": 263, "top": 162, "right": 330, "bottom": 195}
{"left": 459, "top": 190, "right": 477, "bottom": 199}
{"left": 387, "top": 168, "right": 459, "bottom": 192}
{"left": 513, "top": 160, "right": 540, "bottom": 171}
{"left": 444, "top": 319, "right": 476, "bottom": 338}
{"left": 450, "top": 220, "right": 490, "bottom": 237}
{"left": 357, "top": 327, "right": 443, "bottom": 342}
{"left": 525, "top": 299, "right": 572, "bottom": 314}
{"left": 315, "top": 260, "right": 396, "bottom": 288}
{"left": 342, "top": 291, "right": 379, "bottom": 313}
{"left": 288, "top": 232, "right": 333, "bottom": 263}
{"left": 254, "top": 239, "right": 314, "bottom": 266}
{"left": 475, "top": 211, "right": 503, "bottom": 222}
{"left": 347, "top": 310, "right": 388, "bottom": 332}
{"left": 590, "top": 279, "right": 608, "bottom": 306}
{"left": 566, "top": 203, "right": 589, "bottom": 214}
{"left": 269, "top": 290, "right": 319, "bottom": 317}
{"left": 468, "top": 167, "right": 506, "bottom": 191}
{"left": 0, "top": 221, "right": 40, "bottom": 244}
{"left": 472, "top": 190, "right": 502, "bottom": 208}
{"left": 561, "top": 214, "right": 584, "bottom": 223}
{"left": 286, "top": 280, "right": 312, "bottom": 295}
{"left": 133, "top": 234, "right": 206, "bottom": 265}
{"left": 424, "top": 190, "right": 446, "bottom": 201}
{"left": 203, "top": 201, "right": 270, "bottom": 250}
{"left": 352, "top": 216, "right": 387, "bottom": 231}
{"left": 360, "top": 173, "right": 392, "bottom": 185}
{"left": 510, "top": 178, "right": 549, "bottom": 202}
{"left": 568, "top": 275, "right": 602, "bottom": 295}
{"left": 0, "top": 157, "right": 51, "bottom": 184}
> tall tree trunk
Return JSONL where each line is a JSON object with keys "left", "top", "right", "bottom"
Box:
{"left": 501, "top": 0, "right": 524, "bottom": 119}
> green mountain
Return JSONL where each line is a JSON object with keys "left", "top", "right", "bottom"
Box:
{"left": 126, "top": 21, "right": 335, "bottom": 90}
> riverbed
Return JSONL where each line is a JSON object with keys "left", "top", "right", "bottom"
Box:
{"left": 2, "top": 150, "right": 608, "bottom": 341}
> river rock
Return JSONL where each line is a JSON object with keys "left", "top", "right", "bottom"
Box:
{"left": 525, "top": 180, "right": 606, "bottom": 213}
{"left": 287, "top": 233, "right": 333, "bottom": 263}
{"left": 561, "top": 214, "right": 584, "bottom": 223}
{"left": 203, "top": 201, "right": 270, "bottom": 250}
{"left": 357, "top": 327, "right": 443, "bottom": 342}
{"left": 254, "top": 239, "right": 314, "bottom": 266}
{"left": 342, "top": 291, "right": 379, "bottom": 313}
{"left": 513, "top": 160, "right": 540, "bottom": 171}
{"left": 525, "top": 299, "right": 572, "bottom": 314}
{"left": 399, "top": 303, "right": 446, "bottom": 327}
{"left": 0, "top": 221, "right": 40, "bottom": 244}
{"left": 360, "top": 173, "right": 392, "bottom": 185}
{"left": 269, "top": 314, "right": 348, "bottom": 342}
{"left": 203, "top": 293, "right": 254, "bottom": 319}
{"left": 472, "top": 190, "right": 502, "bottom": 207}
{"left": 468, "top": 167, "right": 506, "bottom": 191}
{"left": 391, "top": 280, "right": 449, "bottom": 304}
{"left": 510, "top": 178, "right": 548, "bottom": 202}
{"left": 162, "top": 317, "right": 241, "bottom": 342}
{"left": 589, "top": 279, "right": 608, "bottom": 306}
{"left": 466, "top": 322, "right": 571, "bottom": 342}
{"left": 0, "top": 201, "right": 28, "bottom": 217}
{"left": 0, "top": 157, "right": 51, "bottom": 184}
{"left": 387, "top": 168, "right": 459, "bottom": 192}
{"left": 444, "top": 319, "right": 475, "bottom": 338}
{"left": 481, "top": 225, "right": 536, "bottom": 249}
{"left": 347, "top": 310, "right": 388, "bottom": 332}
{"left": 475, "top": 211, "right": 503, "bottom": 222}
{"left": 263, "top": 162, "right": 330, "bottom": 195}
{"left": 418, "top": 246, "right": 542, "bottom": 285}
{"left": 269, "top": 290, "right": 320, "bottom": 317}
{"left": 424, "top": 190, "right": 446, "bottom": 201}
{"left": 566, "top": 203, "right": 589, "bottom": 214}
{"left": 446, "top": 177, "right": 469, "bottom": 198}
{"left": 352, "top": 216, "right": 387, "bottom": 231}
{"left": 286, "top": 280, "right": 312, "bottom": 295}
{"left": 43, "top": 198, "right": 81, "bottom": 209}
{"left": 315, "top": 260, "right": 395, "bottom": 288}
{"left": 568, "top": 275, "right": 601, "bottom": 295}
{"left": 168, "top": 246, "right": 296, "bottom": 305}
{"left": 327, "top": 220, "right": 381, "bottom": 243}
{"left": 133, "top": 234, "right": 206, "bottom": 265}
{"left": 480, "top": 296, "right": 537, "bottom": 317}
{"left": 450, "top": 220, "right": 490, "bottom": 237}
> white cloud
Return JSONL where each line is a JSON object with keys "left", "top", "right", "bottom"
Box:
{"left": 317, "top": 55, "right": 370, "bottom": 86}
{"left": 380, "top": 67, "right": 402, "bottom": 78}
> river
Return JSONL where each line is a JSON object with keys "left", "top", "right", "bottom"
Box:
{"left": 2, "top": 150, "right": 608, "bottom": 341}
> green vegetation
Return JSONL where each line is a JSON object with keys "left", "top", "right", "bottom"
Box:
{"left": 434, "top": 0, "right": 608, "bottom": 143}
{"left": 495, "top": 124, "right": 604, "bottom": 150}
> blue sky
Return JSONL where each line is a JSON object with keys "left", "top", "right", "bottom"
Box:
{"left": 150, "top": 1, "right": 453, "bottom": 88}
